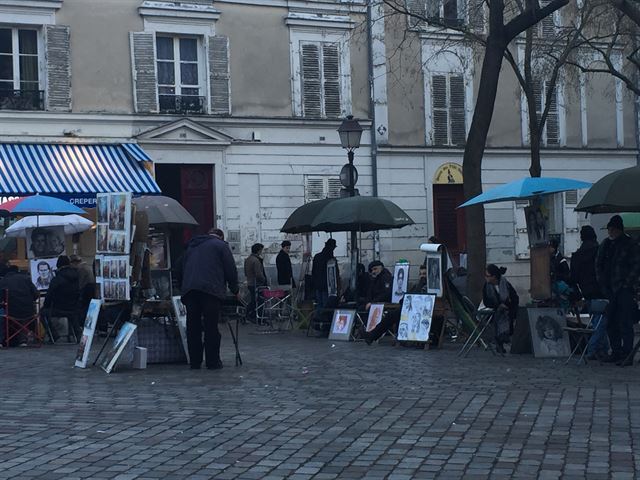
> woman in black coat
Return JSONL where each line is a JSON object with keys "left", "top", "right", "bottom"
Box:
{"left": 483, "top": 264, "right": 519, "bottom": 354}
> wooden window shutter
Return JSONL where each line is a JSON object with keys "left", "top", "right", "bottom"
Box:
{"left": 45, "top": 25, "right": 72, "bottom": 112}
{"left": 431, "top": 74, "right": 448, "bottom": 145}
{"left": 327, "top": 178, "right": 342, "bottom": 198}
{"left": 305, "top": 176, "right": 325, "bottom": 203}
{"left": 405, "top": 0, "right": 426, "bottom": 27}
{"left": 301, "top": 43, "right": 322, "bottom": 118}
{"left": 208, "top": 35, "right": 231, "bottom": 115}
{"left": 546, "top": 84, "right": 559, "bottom": 145}
{"left": 469, "top": 0, "right": 485, "bottom": 32}
{"left": 539, "top": 1, "right": 555, "bottom": 37}
{"left": 322, "top": 43, "right": 341, "bottom": 118}
{"left": 532, "top": 78, "right": 543, "bottom": 124}
{"left": 449, "top": 75, "right": 466, "bottom": 145}
{"left": 130, "top": 32, "right": 158, "bottom": 113}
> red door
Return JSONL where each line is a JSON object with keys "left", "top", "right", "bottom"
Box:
{"left": 180, "top": 165, "right": 214, "bottom": 242}
{"left": 433, "top": 184, "right": 466, "bottom": 260}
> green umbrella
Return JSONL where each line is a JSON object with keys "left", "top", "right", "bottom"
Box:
{"left": 310, "top": 196, "right": 414, "bottom": 232}
{"left": 620, "top": 213, "right": 640, "bottom": 230}
{"left": 576, "top": 166, "right": 640, "bottom": 213}
{"left": 281, "top": 198, "right": 336, "bottom": 234}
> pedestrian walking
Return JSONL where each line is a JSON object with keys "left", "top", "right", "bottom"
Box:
{"left": 179, "top": 229, "right": 238, "bottom": 370}
{"left": 596, "top": 215, "right": 640, "bottom": 366}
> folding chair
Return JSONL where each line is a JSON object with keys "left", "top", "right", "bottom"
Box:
{"left": 564, "top": 299, "right": 608, "bottom": 365}
{"left": 3, "top": 290, "right": 43, "bottom": 348}
{"left": 255, "top": 287, "right": 294, "bottom": 332}
{"left": 457, "top": 298, "right": 496, "bottom": 357}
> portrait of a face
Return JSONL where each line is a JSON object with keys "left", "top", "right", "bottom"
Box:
{"left": 31, "top": 258, "right": 57, "bottom": 290}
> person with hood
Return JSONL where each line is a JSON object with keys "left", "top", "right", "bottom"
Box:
{"left": 311, "top": 238, "right": 339, "bottom": 310}
{"left": 43, "top": 255, "right": 81, "bottom": 342}
{"left": 180, "top": 228, "right": 238, "bottom": 370}
{"left": 596, "top": 215, "right": 640, "bottom": 365}
{"left": 244, "top": 243, "right": 267, "bottom": 323}
{"left": 0, "top": 264, "right": 39, "bottom": 346}
{"left": 482, "top": 264, "right": 519, "bottom": 354}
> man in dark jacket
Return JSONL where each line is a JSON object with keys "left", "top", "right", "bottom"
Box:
{"left": 311, "top": 238, "right": 338, "bottom": 310}
{"left": 244, "top": 243, "right": 267, "bottom": 323}
{"left": 365, "top": 260, "right": 393, "bottom": 309}
{"left": 596, "top": 215, "right": 640, "bottom": 365}
{"left": 570, "top": 226, "right": 601, "bottom": 301}
{"left": 43, "top": 256, "right": 81, "bottom": 341}
{"left": 0, "top": 265, "right": 39, "bottom": 346}
{"left": 181, "top": 230, "right": 238, "bottom": 370}
{"left": 276, "top": 240, "right": 296, "bottom": 288}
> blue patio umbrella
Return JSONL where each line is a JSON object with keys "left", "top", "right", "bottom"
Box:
{"left": 0, "top": 195, "right": 85, "bottom": 216}
{"left": 458, "top": 177, "right": 592, "bottom": 208}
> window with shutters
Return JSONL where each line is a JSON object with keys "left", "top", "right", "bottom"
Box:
{"left": 431, "top": 74, "right": 466, "bottom": 146}
{"left": 304, "top": 176, "right": 342, "bottom": 203}
{"left": 406, "top": 0, "right": 483, "bottom": 30}
{"left": 532, "top": 78, "right": 560, "bottom": 146}
{"left": 300, "top": 41, "right": 342, "bottom": 118}
{"left": 156, "top": 35, "right": 205, "bottom": 114}
{"left": 0, "top": 27, "right": 43, "bottom": 110}
{"left": 535, "top": 1, "right": 557, "bottom": 38}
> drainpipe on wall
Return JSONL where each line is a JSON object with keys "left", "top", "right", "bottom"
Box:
{"left": 367, "top": 0, "right": 380, "bottom": 259}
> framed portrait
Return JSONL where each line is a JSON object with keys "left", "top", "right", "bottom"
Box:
{"left": 391, "top": 264, "right": 409, "bottom": 303}
{"left": 426, "top": 254, "right": 443, "bottom": 297}
{"left": 328, "top": 309, "right": 356, "bottom": 341}
{"left": 149, "top": 231, "right": 168, "bottom": 270}
{"left": 151, "top": 270, "right": 172, "bottom": 300}
{"left": 75, "top": 299, "right": 102, "bottom": 369}
{"left": 97, "top": 194, "right": 108, "bottom": 224}
{"left": 366, "top": 304, "right": 384, "bottom": 332}
{"left": 30, "top": 258, "right": 57, "bottom": 291}
{"left": 397, "top": 294, "right": 435, "bottom": 342}
{"left": 26, "top": 226, "right": 66, "bottom": 259}
{"left": 525, "top": 205, "right": 549, "bottom": 248}
{"left": 100, "top": 321, "right": 137, "bottom": 374}
{"left": 171, "top": 296, "right": 189, "bottom": 364}
{"left": 527, "top": 308, "right": 571, "bottom": 358}
{"left": 326, "top": 259, "right": 338, "bottom": 297}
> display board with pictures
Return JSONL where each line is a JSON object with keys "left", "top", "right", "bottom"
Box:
{"left": 148, "top": 229, "right": 169, "bottom": 270}
{"left": 75, "top": 299, "right": 102, "bottom": 368}
{"left": 527, "top": 308, "right": 572, "bottom": 358}
{"left": 26, "top": 226, "right": 66, "bottom": 259}
{"left": 426, "top": 254, "right": 443, "bottom": 297}
{"left": 95, "top": 254, "right": 130, "bottom": 301}
{"left": 397, "top": 294, "right": 435, "bottom": 342}
{"left": 366, "top": 304, "right": 384, "bottom": 332}
{"left": 96, "top": 192, "right": 132, "bottom": 255}
{"left": 391, "top": 264, "right": 409, "bottom": 303}
{"left": 328, "top": 309, "right": 356, "bottom": 341}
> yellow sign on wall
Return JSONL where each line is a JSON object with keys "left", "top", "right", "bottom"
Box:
{"left": 433, "top": 162, "right": 463, "bottom": 184}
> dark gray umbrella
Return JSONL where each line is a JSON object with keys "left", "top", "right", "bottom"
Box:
{"left": 281, "top": 196, "right": 414, "bottom": 233}
{"left": 132, "top": 195, "right": 198, "bottom": 227}
{"left": 576, "top": 166, "right": 640, "bottom": 213}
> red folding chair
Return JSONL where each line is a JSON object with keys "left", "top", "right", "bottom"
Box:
{"left": 3, "top": 290, "right": 43, "bottom": 348}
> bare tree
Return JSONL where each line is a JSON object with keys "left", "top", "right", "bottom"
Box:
{"left": 383, "top": 0, "right": 569, "bottom": 301}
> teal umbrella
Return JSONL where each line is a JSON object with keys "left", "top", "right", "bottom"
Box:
{"left": 576, "top": 166, "right": 640, "bottom": 213}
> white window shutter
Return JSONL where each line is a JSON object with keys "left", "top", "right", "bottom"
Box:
{"left": 540, "top": 1, "right": 556, "bottom": 37}
{"left": 432, "top": 74, "right": 448, "bottom": 146}
{"left": 327, "top": 178, "right": 342, "bottom": 198}
{"left": 449, "top": 75, "right": 466, "bottom": 145}
{"left": 305, "top": 177, "right": 325, "bottom": 203}
{"left": 469, "top": 0, "right": 485, "bottom": 32}
{"left": 514, "top": 200, "right": 530, "bottom": 260}
{"left": 130, "top": 32, "right": 158, "bottom": 113}
{"left": 301, "top": 43, "right": 322, "bottom": 118}
{"left": 322, "top": 43, "right": 341, "bottom": 118}
{"left": 208, "top": 35, "right": 231, "bottom": 115}
{"left": 45, "top": 25, "right": 72, "bottom": 112}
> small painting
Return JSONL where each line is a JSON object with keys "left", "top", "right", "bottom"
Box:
{"left": 328, "top": 309, "right": 356, "bottom": 341}
{"left": 172, "top": 295, "right": 189, "bottom": 364}
{"left": 30, "top": 258, "right": 57, "bottom": 291}
{"left": 27, "top": 226, "right": 66, "bottom": 259}
{"left": 151, "top": 270, "right": 172, "bottom": 300}
{"left": 366, "top": 303, "right": 384, "bottom": 332}
{"left": 525, "top": 205, "right": 549, "bottom": 247}
{"left": 391, "top": 264, "right": 409, "bottom": 303}
{"left": 327, "top": 259, "right": 338, "bottom": 297}
{"left": 426, "top": 254, "right": 443, "bottom": 297}
{"left": 527, "top": 308, "right": 571, "bottom": 358}
{"left": 75, "top": 299, "right": 102, "bottom": 369}
{"left": 100, "top": 321, "right": 137, "bottom": 374}
{"left": 397, "top": 294, "right": 435, "bottom": 342}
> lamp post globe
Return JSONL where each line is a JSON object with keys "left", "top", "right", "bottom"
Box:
{"left": 338, "top": 115, "right": 363, "bottom": 151}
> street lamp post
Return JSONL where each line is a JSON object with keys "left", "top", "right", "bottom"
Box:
{"left": 338, "top": 115, "right": 363, "bottom": 294}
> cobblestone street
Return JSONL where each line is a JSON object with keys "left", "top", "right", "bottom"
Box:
{"left": 1, "top": 327, "right": 639, "bottom": 479}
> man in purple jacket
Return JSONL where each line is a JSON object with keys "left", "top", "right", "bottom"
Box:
{"left": 179, "top": 229, "right": 239, "bottom": 370}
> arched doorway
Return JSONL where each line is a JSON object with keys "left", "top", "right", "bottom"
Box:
{"left": 432, "top": 163, "right": 465, "bottom": 260}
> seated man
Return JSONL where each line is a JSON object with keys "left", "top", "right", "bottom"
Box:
{"left": 364, "top": 261, "right": 393, "bottom": 309}
{"left": 0, "top": 265, "right": 39, "bottom": 346}
{"left": 363, "top": 264, "right": 427, "bottom": 345}
{"left": 42, "top": 256, "right": 81, "bottom": 342}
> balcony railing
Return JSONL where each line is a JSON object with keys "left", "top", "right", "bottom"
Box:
{"left": 0, "top": 89, "right": 45, "bottom": 111}
{"left": 159, "top": 95, "right": 206, "bottom": 114}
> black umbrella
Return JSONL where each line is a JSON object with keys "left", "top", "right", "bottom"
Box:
{"left": 132, "top": 195, "right": 198, "bottom": 227}
{"left": 281, "top": 196, "right": 414, "bottom": 233}
{"left": 576, "top": 166, "right": 640, "bottom": 213}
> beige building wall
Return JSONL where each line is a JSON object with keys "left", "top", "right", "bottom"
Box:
{"left": 349, "top": 20, "right": 371, "bottom": 120}
{"left": 486, "top": 63, "right": 522, "bottom": 148}
{"left": 57, "top": 0, "right": 141, "bottom": 113}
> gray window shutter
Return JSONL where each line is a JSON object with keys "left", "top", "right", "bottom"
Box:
{"left": 305, "top": 176, "right": 325, "bottom": 203}
{"left": 546, "top": 85, "right": 559, "bottom": 145}
{"left": 208, "top": 35, "right": 230, "bottom": 115}
{"left": 45, "top": 25, "right": 71, "bottom": 112}
{"left": 539, "top": 1, "right": 555, "bottom": 37}
{"left": 406, "top": 0, "right": 425, "bottom": 27}
{"left": 130, "top": 32, "right": 158, "bottom": 113}
{"left": 432, "top": 75, "right": 448, "bottom": 146}
{"left": 469, "top": 0, "right": 485, "bottom": 32}
{"left": 327, "top": 178, "right": 342, "bottom": 198}
{"left": 301, "top": 43, "right": 322, "bottom": 117}
{"left": 322, "top": 44, "right": 341, "bottom": 118}
{"left": 532, "top": 78, "right": 543, "bottom": 124}
{"left": 449, "top": 75, "right": 466, "bottom": 145}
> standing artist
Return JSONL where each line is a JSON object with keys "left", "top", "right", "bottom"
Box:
{"left": 179, "top": 229, "right": 238, "bottom": 370}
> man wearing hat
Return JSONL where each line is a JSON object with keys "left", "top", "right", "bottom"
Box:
{"left": 311, "top": 238, "right": 339, "bottom": 310}
{"left": 596, "top": 215, "right": 640, "bottom": 365}
{"left": 365, "top": 260, "right": 393, "bottom": 309}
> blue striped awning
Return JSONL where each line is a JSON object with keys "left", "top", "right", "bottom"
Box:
{"left": 0, "top": 143, "right": 161, "bottom": 196}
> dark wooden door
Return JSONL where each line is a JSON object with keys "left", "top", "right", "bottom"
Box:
{"left": 433, "top": 184, "right": 465, "bottom": 259}
{"left": 180, "top": 165, "right": 214, "bottom": 242}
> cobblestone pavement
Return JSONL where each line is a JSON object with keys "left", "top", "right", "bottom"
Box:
{"left": 1, "top": 326, "right": 639, "bottom": 480}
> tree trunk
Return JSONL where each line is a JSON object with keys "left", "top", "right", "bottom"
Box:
{"left": 529, "top": 130, "right": 542, "bottom": 177}
{"left": 463, "top": 37, "right": 507, "bottom": 305}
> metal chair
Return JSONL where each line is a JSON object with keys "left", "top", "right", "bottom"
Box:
{"left": 2, "top": 290, "right": 43, "bottom": 348}
{"left": 457, "top": 296, "right": 496, "bottom": 357}
{"left": 255, "top": 287, "right": 294, "bottom": 332}
{"left": 564, "top": 299, "right": 608, "bottom": 365}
